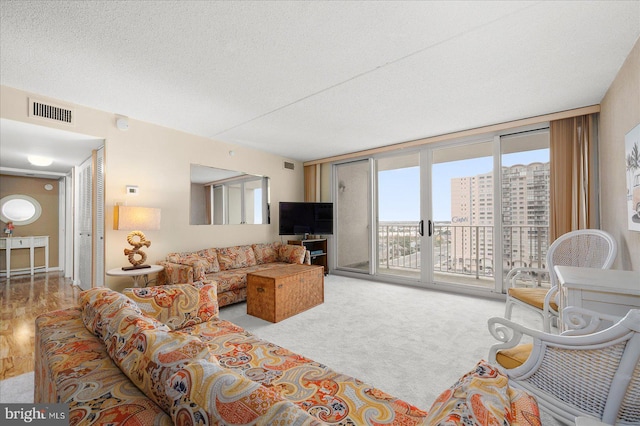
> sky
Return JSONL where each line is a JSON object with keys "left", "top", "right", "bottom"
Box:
{"left": 378, "top": 149, "right": 549, "bottom": 221}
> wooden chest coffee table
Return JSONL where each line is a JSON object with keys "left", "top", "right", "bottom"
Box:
{"left": 247, "top": 264, "right": 324, "bottom": 322}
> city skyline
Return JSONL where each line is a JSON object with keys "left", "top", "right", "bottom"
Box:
{"left": 378, "top": 148, "right": 549, "bottom": 221}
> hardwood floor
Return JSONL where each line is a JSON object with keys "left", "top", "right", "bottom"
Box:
{"left": 0, "top": 272, "right": 80, "bottom": 380}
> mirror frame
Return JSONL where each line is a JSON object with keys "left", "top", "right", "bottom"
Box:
{"left": 0, "top": 194, "right": 43, "bottom": 225}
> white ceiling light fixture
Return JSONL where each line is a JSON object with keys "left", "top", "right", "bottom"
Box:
{"left": 27, "top": 155, "right": 53, "bottom": 167}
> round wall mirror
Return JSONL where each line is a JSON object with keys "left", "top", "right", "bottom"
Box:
{"left": 0, "top": 195, "right": 43, "bottom": 225}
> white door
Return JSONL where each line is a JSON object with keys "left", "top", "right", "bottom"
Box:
{"left": 94, "top": 147, "right": 104, "bottom": 286}
{"left": 75, "top": 156, "right": 92, "bottom": 289}
{"left": 74, "top": 148, "right": 104, "bottom": 289}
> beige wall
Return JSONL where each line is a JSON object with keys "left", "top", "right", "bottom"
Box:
{"left": 0, "top": 85, "right": 304, "bottom": 290}
{"left": 599, "top": 38, "right": 640, "bottom": 271}
{"left": 0, "top": 175, "right": 60, "bottom": 270}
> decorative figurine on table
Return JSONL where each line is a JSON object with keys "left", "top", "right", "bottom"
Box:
{"left": 4, "top": 221, "right": 14, "bottom": 236}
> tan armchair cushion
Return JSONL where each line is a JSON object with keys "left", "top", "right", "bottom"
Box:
{"left": 508, "top": 287, "right": 558, "bottom": 311}
{"left": 496, "top": 343, "right": 533, "bottom": 369}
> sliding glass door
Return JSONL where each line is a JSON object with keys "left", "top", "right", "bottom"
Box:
{"left": 430, "top": 141, "right": 495, "bottom": 289}
{"left": 333, "top": 127, "right": 550, "bottom": 294}
{"left": 335, "top": 160, "right": 371, "bottom": 273}
{"left": 376, "top": 153, "right": 421, "bottom": 280}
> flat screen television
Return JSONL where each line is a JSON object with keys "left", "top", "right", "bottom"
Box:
{"left": 279, "top": 202, "right": 333, "bottom": 236}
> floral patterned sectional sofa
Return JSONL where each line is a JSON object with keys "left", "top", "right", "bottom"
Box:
{"left": 35, "top": 283, "right": 541, "bottom": 425}
{"left": 157, "top": 242, "right": 309, "bottom": 307}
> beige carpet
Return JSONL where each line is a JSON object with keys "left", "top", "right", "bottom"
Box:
{"left": 220, "top": 274, "right": 561, "bottom": 425}
{"left": 0, "top": 274, "right": 561, "bottom": 424}
{"left": 0, "top": 371, "right": 34, "bottom": 403}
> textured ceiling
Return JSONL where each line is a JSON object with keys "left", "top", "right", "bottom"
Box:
{"left": 1, "top": 1, "right": 639, "bottom": 162}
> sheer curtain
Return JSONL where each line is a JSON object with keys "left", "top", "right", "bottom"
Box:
{"left": 549, "top": 114, "right": 599, "bottom": 241}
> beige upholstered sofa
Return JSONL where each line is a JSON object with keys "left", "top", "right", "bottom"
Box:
{"left": 157, "top": 242, "right": 308, "bottom": 307}
{"left": 36, "top": 284, "right": 541, "bottom": 425}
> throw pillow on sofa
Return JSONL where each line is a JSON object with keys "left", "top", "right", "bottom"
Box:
{"left": 102, "top": 304, "right": 171, "bottom": 362}
{"left": 120, "top": 327, "right": 218, "bottom": 413}
{"left": 278, "top": 244, "right": 306, "bottom": 264}
{"left": 425, "top": 360, "right": 540, "bottom": 426}
{"left": 196, "top": 248, "right": 221, "bottom": 273}
{"left": 166, "top": 252, "right": 213, "bottom": 281}
{"left": 217, "top": 245, "right": 258, "bottom": 270}
{"left": 79, "top": 287, "right": 144, "bottom": 340}
{"left": 123, "top": 283, "right": 219, "bottom": 330}
{"left": 252, "top": 242, "right": 282, "bottom": 264}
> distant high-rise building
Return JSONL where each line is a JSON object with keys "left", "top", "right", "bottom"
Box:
{"left": 450, "top": 162, "right": 549, "bottom": 273}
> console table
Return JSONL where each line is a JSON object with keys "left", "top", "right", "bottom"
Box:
{"left": 555, "top": 265, "right": 640, "bottom": 326}
{"left": 0, "top": 236, "right": 49, "bottom": 278}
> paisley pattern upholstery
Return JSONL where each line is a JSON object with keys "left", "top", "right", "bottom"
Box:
{"left": 209, "top": 263, "right": 293, "bottom": 294}
{"left": 37, "top": 287, "right": 540, "bottom": 426}
{"left": 157, "top": 261, "right": 193, "bottom": 286}
{"left": 196, "top": 248, "right": 221, "bottom": 272}
{"left": 279, "top": 244, "right": 307, "bottom": 264}
{"left": 168, "top": 359, "right": 322, "bottom": 425}
{"left": 217, "top": 287, "right": 247, "bottom": 307}
{"left": 35, "top": 308, "right": 172, "bottom": 426}
{"left": 168, "top": 253, "right": 212, "bottom": 281}
{"left": 157, "top": 242, "right": 309, "bottom": 307}
{"left": 425, "top": 360, "right": 541, "bottom": 426}
{"left": 184, "top": 319, "right": 431, "bottom": 425}
{"left": 217, "top": 244, "right": 258, "bottom": 270}
{"left": 79, "top": 287, "right": 143, "bottom": 340}
{"left": 117, "top": 327, "right": 217, "bottom": 413}
{"left": 253, "top": 242, "right": 282, "bottom": 264}
{"left": 122, "top": 283, "right": 219, "bottom": 330}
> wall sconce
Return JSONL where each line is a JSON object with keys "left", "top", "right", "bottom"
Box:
{"left": 113, "top": 206, "right": 161, "bottom": 270}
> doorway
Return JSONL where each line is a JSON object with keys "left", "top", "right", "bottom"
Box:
{"left": 0, "top": 119, "right": 104, "bottom": 285}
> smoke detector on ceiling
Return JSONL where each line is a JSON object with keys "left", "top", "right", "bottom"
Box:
{"left": 116, "top": 117, "right": 129, "bottom": 131}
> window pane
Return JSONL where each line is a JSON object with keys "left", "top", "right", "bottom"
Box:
{"left": 501, "top": 131, "right": 550, "bottom": 288}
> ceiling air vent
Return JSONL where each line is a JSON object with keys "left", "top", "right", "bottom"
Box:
{"left": 283, "top": 161, "right": 295, "bottom": 171}
{"left": 28, "top": 98, "right": 75, "bottom": 126}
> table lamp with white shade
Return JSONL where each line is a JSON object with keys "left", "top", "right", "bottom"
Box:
{"left": 113, "top": 206, "right": 161, "bottom": 270}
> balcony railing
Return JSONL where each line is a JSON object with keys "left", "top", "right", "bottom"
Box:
{"left": 378, "top": 222, "right": 549, "bottom": 280}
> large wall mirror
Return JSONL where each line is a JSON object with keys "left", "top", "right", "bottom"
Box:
{"left": 0, "top": 194, "right": 43, "bottom": 226}
{"left": 190, "top": 164, "right": 270, "bottom": 225}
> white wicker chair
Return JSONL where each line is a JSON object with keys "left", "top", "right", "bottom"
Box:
{"left": 504, "top": 229, "right": 617, "bottom": 332}
{"left": 488, "top": 307, "right": 640, "bottom": 425}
